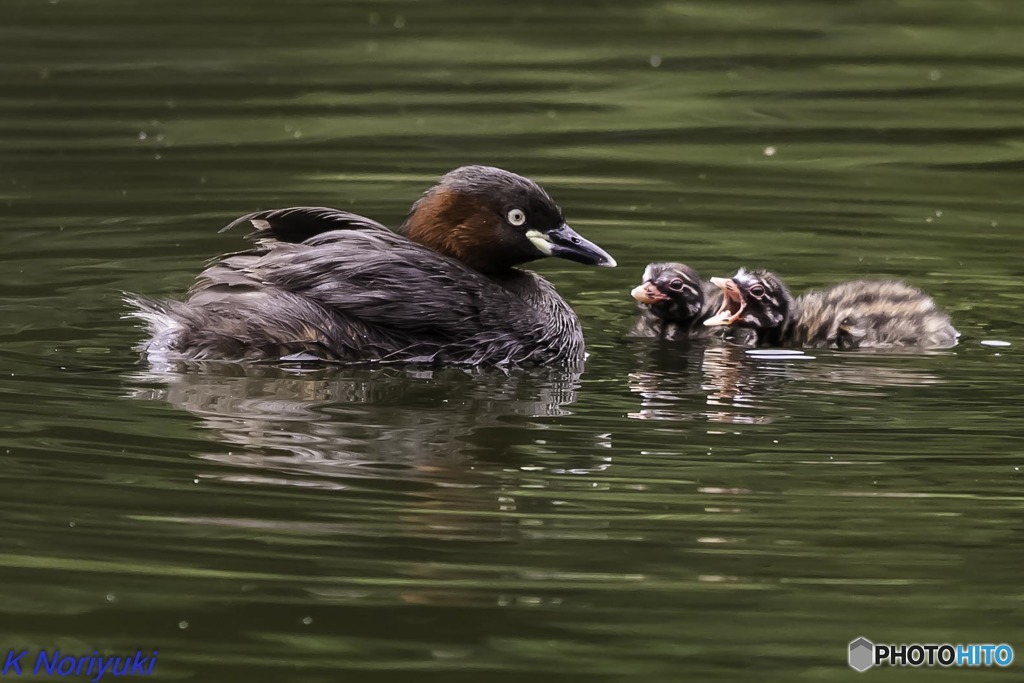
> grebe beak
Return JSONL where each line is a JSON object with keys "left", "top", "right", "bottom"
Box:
{"left": 703, "top": 277, "right": 746, "bottom": 327}
{"left": 631, "top": 281, "right": 669, "bottom": 304}
{"left": 528, "top": 223, "right": 617, "bottom": 268}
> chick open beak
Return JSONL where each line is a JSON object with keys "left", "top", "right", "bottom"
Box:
{"left": 529, "top": 223, "right": 617, "bottom": 268}
{"left": 703, "top": 277, "right": 746, "bottom": 326}
{"left": 631, "top": 281, "right": 669, "bottom": 304}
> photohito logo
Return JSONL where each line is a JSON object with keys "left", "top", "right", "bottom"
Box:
{"left": 848, "top": 637, "right": 1013, "bottom": 671}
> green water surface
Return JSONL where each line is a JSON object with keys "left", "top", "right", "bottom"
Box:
{"left": 2, "top": 1, "right": 1023, "bottom": 681}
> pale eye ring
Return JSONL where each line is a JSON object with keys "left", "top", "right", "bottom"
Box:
{"left": 668, "top": 279, "right": 684, "bottom": 291}
{"left": 749, "top": 284, "right": 766, "bottom": 299}
{"left": 507, "top": 208, "right": 526, "bottom": 226}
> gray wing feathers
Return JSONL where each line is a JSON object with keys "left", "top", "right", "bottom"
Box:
{"left": 126, "top": 208, "right": 571, "bottom": 364}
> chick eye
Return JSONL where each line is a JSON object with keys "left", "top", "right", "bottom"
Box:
{"left": 749, "top": 284, "right": 766, "bottom": 299}
{"left": 507, "top": 208, "right": 526, "bottom": 226}
{"left": 668, "top": 279, "right": 684, "bottom": 291}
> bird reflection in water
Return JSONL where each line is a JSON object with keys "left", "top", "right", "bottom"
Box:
{"left": 126, "top": 364, "right": 583, "bottom": 488}
{"left": 626, "top": 340, "right": 946, "bottom": 425}
{"left": 124, "top": 364, "right": 606, "bottom": 610}
{"left": 626, "top": 343, "right": 781, "bottom": 424}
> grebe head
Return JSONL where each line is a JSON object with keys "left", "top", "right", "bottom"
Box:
{"left": 631, "top": 262, "right": 706, "bottom": 324}
{"left": 403, "top": 165, "right": 616, "bottom": 274}
{"left": 704, "top": 268, "right": 793, "bottom": 330}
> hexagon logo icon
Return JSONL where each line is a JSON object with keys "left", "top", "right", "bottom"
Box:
{"left": 849, "top": 637, "right": 874, "bottom": 672}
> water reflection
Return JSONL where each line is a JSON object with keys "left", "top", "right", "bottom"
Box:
{"left": 120, "top": 362, "right": 629, "bottom": 601}
{"left": 626, "top": 340, "right": 946, "bottom": 424}
{"left": 126, "top": 364, "right": 582, "bottom": 488}
{"left": 626, "top": 343, "right": 782, "bottom": 424}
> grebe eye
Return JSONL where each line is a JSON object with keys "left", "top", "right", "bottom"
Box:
{"left": 668, "top": 279, "right": 684, "bottom": 291}
{"left": 749, "top": 284, "right": 766, "bottom": 299}
{"left": 507, "top": 208, "right": 526, "bottom": 226}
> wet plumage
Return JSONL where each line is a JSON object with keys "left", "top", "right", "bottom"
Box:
{"left": 704, "top": 268, "right": 960, "bottom": 350}
{"left": 125, "top": 166, "right": 616, "bottom": 365}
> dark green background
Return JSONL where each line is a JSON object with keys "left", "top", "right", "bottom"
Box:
{"left": 1, "top": 0, "right": 1022, "bottom": 680}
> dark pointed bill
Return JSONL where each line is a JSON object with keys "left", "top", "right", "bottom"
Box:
{"left": 535, "top": 223, "right": 617, "bottom": 268}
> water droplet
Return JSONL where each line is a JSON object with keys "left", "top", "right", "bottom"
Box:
{"left": 649, "top": 55, "right": 662, "bottom": 68}
{"left": 393, "top": 15, "right": 406, "bottom": 29}
{"left": 763, "top": 146, "right": 777, "bottom": 157}
{"left": 981, "top": 340, "right": 1011, "bottom": 347}
{"left": 301, "top": 616, "right": 313, "bottom": 625}
{"left": 106, "top": 593, "right": 117, "bottom": 602}
{"left": 178, "top": 620, "right": 189, "bottom": 630}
